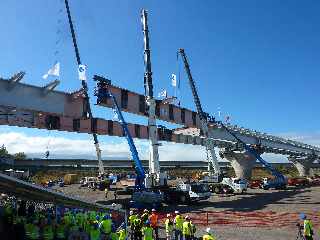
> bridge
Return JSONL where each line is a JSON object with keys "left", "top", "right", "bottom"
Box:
{"left": 0, "top": 77, "right": 319, "bottom": 178}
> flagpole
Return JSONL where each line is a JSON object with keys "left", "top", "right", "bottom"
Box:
{"left": 64, "top": 0, "right": 104, "bottom": 175}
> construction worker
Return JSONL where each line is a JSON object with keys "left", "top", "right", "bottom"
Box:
{"left": 174, "top": 211, "right": 183, "bottom": 240}
{"left": 133, "top": 214, "right": 142, "bottom": 240}
{"left": 118, "top": 224, "right": 127, "bottom": 240}
{"left": 202, "top": 228, "right": 216, "bottom": 240}
{"left": 300, "top": 213, "right": 314, "bottom": 240}
{"left": 190, "top": 220, "right": 196, "bottom": 240}
{"left": 43, "top": 218, "right": 55, "bottom": 240}
{"left": 25, "top": 218, "right": 40, "bottom": 240}
{"left": 100, "top": 214, "right": 112, "bottom": 238}
{"left": 142, "top": 220, "right": 154, "bottom": 240}
{"left": 165, "top": 214, "right": 174, "bottom": 240}
{"left": 141, "top": 209, "right": 149, "bottom": 224}
{"left": 55, "top": 218, "right": 67, "bottom": 240}
{"left": 182, "top": 216, "right": 192, "bottom": 240}
{"left": 149, "top": 209, "right": 159, "bottom": 240}
{"left": 90, "top": 222, "right": 101, "bottom": 240}
{"left": 128, "top": 210, "right": 137, "bottom": 240}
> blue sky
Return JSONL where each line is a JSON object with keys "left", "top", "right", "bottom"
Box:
{"left": 0, "top": 0, "right": 320, "bottom": 161}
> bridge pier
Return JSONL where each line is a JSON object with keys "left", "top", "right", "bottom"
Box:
{"left": 288, "top": 156, "right": 315, "bottom": 177}
{"left": 219, "top": 149, "right": 256, "bottom": 179}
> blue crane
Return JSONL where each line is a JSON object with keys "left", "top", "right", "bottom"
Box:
{"left": 94, "top": 76, "right": 145, "bottom": 190}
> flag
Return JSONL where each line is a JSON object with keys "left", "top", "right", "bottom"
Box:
{"left": 78, "top": 64, "right": 87, "bottom": 81}
{"left": 42, "top": 62, "right": 60, "bottom": 79}
{"left": 171, "top": 73, "right": 177, "bottom": 87}
{"left": 158, "top": 89, "right": 167, "bottom": 98}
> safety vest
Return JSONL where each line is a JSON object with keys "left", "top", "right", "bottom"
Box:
{"left": 174, "top": 215, "right": 183, "bottom": 231}
{"left": 43, "top": 225, "right": 54, "bottom": 240}
{"left": 56, "top": 223, "right": 66, "bottom": 239}
{"left": 182, "top": 221, "right": 191, "bottom": 236}
{"left": 203, "top": 234, "right": 215, "bottom": 240}
{"left": 304, "top": 219, "right": 313, "bottom": 236}
{"left": 118, "top": 229, "right": 127, "bottom": 240}
{"left": 165, "top": 219, "right": 174, "bottom": 233}
{"left": 142, "top": 226, "right": 153, "bottom": 240}
{"left": 90, "top": 228, "right": 101, "bottom": 240}
{"left": 100, "top": 219, "right": 112, "bottom": 234}
{"left": 25, "top": 223, "right": 40, "bottom": 240}
{"left": 110, "top": 232, "right": 119, "bottom": 240}
{"left": 133, "top": 218, "right": 142, "bottom": 231}
{"left": 129, "top": 214, "right": 137, "bottom": 226}
{"left": 190, "top": 222, "right": 196, "bottom": 236}
{"left": 149, "top": 213, "right": 158, "bottom": 228}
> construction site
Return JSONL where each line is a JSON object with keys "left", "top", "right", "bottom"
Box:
{"left": 0, "top": 1, "right": 320, "bottom": 240}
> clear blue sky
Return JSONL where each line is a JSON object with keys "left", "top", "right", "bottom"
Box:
{"left": 0, "top": 0, "right": 320, "bottom": 158}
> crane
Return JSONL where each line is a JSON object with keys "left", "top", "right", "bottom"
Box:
{"left": 221, "top": 123, "right": 287, "bottom": 189}
{"left": 63, "top": 0, "right": 104, "bottom": 175}
{"left": 141, "top": 9, "right": 166, "bottom": 186}
{"left": 178, "top": 48, "right": 222, "bottom": 181}
{"left": 94, "top": 76, "right": 163, "bottom": 208}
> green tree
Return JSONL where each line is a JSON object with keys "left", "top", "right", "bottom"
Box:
{"left": 13, "top": 152, "right": 27, "bottom": 161}
{"left": 0, "top": 144, "right": 10, "bottom": 158}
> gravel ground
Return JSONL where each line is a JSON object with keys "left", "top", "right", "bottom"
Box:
{"left": 52, "top": 184, "right": 320, "bottom": 240}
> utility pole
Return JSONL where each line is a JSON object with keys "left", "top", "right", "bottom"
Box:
{"left": 141, "top": 9, "right": 162, "bottom": 186}
{"left": 64, "top": 0, "right": 104, "bottom": 175}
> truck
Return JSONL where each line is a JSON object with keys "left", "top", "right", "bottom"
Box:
{"left": 202, "top": 177, "right": 248, "bottom": 194}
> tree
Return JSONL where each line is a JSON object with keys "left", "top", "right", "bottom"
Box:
{"left": 0, "top": 144, "right": 10, "bottom": 158}
{"left": 13, "top": 152, "right": 27, "bottom": 161}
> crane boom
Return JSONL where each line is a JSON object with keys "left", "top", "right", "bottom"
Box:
{"left": 95, "top": 77, "right": 145, "bottom": 190}
{"left": 141, "top": 9, "right": 161, "bottom": 183}
{"left": 64, "top": 0, "right": 104, "bottom": 175}
{"left": 178, "top": 49, "right": 221, "bottom": 177}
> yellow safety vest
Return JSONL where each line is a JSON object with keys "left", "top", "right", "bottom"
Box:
{"left": 165, "top": 219, "right": 174, "bottom": 233}
{"left": 118, "top": 229, "right": 127, "bottom": 240}
{"left": 203, "top": 234, "right": 215, "bottom": 240}
{"left": 101, "top": 219, "right": 112, "bottom": 234}
{"left": 142, "top": 226, "right": 153, "bottom": 240}
{"left": 174, "top": 215, "right": 183, "bottom": 231}
{"left": 129, "top": 215, "right": 137, "bottom": 226}
{"left": 43, "top": 225, "right": 54, "bottom": 240}
{"left": 182, "top": 221, "right": 191, "bottom": 236}
{"left": 90, "top": 228, "right": 101, "bottom": 240}
{"left": 56, "top": 224, "right": 66, "bottom": 239}
{"left": 304, "top": 219, "right": 313, "bottom": 236}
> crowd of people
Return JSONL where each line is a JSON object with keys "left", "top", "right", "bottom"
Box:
{"left": 0, "top": 195, "right": 126, "bottom": 240}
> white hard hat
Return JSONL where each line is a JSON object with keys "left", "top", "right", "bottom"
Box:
{"left": 185, "top": 215, "right": 190, "bottom": 220}
{"left": 167, "top": 213, "right": 171, "bottom": 217}
{"left": 175, "top": 210, "right": 179, "bottom": 214}
{"left": 206, "top": 228, "right": 211, "bottom": 233}
{"left": 130, "top": 210, "right": 133, "bottom": 215}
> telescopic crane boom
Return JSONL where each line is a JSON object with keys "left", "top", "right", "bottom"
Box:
{"left": 178, "top": 49, "right": 221, "bottom": 179}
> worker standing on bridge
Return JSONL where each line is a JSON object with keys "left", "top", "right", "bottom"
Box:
{"left": 165, "top": 214, "right": 174, "bottom": 240}
{"left": 300, "top": 213, "right": 314, "bottom": 240}
{"left": 182, "top": 216, "right": 192, "bottom": 240}
{"left": 174, "top": 211, "right": 183, "bottom": 240}
{"left": 149, "top": 209, "right": 159, "bottom": 240}
{"left": 202, "top": 228, "right": 216, "bottom": 240}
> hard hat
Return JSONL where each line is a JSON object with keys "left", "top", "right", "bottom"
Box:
{"left": 152, "top": 209, "right": 156, "bottom": 212}
{"left": 130, "top": 210, "right": 134, "bottom": 215}
{"left": 185, "top": 215, "right": 190, "bottom": 220}
{"left": 144, "top": 209, "right": 149, "bottom": 213}
{"left": 167, "top": 213, "right": 171, "bottom": 217}
{"left": 299, "top": 213, "right": 306, "bottom": 220}
{"left": 206, "top": 227, "right": 211, "bottom": 233}
{"left": 175, "top": 211, "right": 179, "bottom": 214}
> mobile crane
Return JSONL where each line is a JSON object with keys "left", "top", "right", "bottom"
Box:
{"left": 94, "top": 77, "right": 163, "bottom": 209}
{"left": 178, "top": 48, "right": 286, "bottom": 191}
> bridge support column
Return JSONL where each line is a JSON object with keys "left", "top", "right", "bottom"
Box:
{"left": 219, "top": 149, "right": 256, "bottom": 180}
{"left": 288, "top": 157, "right": 315, "bottom": 177}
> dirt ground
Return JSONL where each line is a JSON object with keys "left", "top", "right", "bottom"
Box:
{"left": 53, "top": 184, "right": 320, "bottom": 240}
